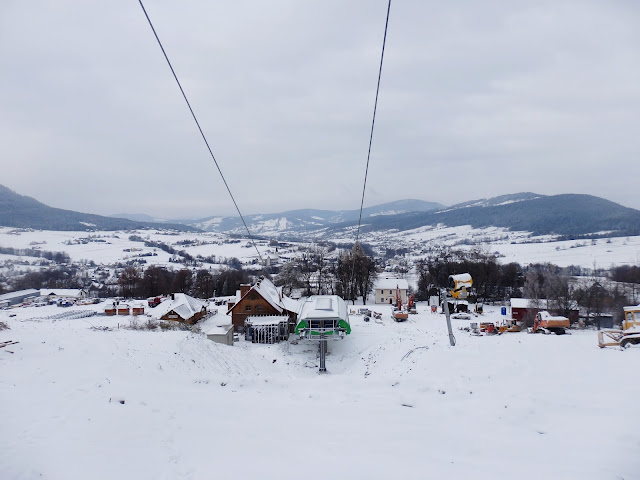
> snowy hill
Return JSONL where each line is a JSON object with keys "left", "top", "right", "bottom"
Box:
{"left": 0, "top": 302, "right": 636, "bottom": 479}
{"left": 328, "top": 194, "right": 640, "bottom": 239}
{"left": 0, "top": 184, "right": 199, "bottom": 232}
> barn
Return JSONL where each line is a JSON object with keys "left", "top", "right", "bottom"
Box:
{"left": 510, "top": 298, "right": 579, "bottom": 325}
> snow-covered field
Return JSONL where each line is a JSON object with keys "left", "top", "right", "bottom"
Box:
{"left": 3, "top": 226, "right": 638, "bottom": 271}
{"left": 1, "top": 302, "right": 637, "bottom": 480}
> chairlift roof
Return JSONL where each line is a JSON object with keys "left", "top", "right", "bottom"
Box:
{"left": 298, "top": 295, "right": 348, "bottom": 321}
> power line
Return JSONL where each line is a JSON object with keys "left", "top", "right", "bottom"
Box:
{"left": 137, "top": 0, "right": 263, "bottom": 264}
{"left": 349, "top": 0, "right": 391, "bottom": 299}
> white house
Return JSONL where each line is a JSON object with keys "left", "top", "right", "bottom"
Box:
{"left": 39, "top": 289, "right": 86, "bottom": 302}
{"left": 374, "top": 278, "right": 409, "bottom": 305}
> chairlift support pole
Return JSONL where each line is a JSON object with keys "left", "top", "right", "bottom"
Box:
{"left": 441, "top": 289, "right": 456, "bottom": 347}
{"left": 319, "top": 334, "right": 327, "bottom": 373}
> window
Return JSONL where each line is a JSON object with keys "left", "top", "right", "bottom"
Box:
{"left": 245, "top": 305, "right": 251, "bottom": 311}
{"left": 256, "top": 305, "right": 263, "bottom": 312}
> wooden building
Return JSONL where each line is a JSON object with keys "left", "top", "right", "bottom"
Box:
{"left": 227, "top": 277, "right": 298, "bottom": 332}
{"left": 104, "top": 302, "right": 116, "bottom": 316}
{"left": 155, "top": 293, "right": 208, "bottom": 325}
{"left": 131, "top": 303, "right": 145, "bottom": 316}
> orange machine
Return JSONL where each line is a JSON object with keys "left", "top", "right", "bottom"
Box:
{"left": 532, "top": 311, "right": 570, "bottom": 335}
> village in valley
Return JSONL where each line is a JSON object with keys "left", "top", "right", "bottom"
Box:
{"left": 0, "top": 224, "right": 638, "bottom": 479}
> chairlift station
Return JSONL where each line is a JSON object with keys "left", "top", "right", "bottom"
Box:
{"left": 295, "top": 295, "right": 351, "bottom": 372}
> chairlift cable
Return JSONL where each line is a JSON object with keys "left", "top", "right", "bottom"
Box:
{"left": 354, "top": 0, "right": 391, "bottom": 247}
{"left": 137, "top": 0, "right": 263, "bottom": 264}
{"left": 349, "top": 0, "right": 391, "bottom": 298}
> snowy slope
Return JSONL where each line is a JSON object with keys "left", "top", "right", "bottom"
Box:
{"left": 0, "top": 303, "right": 637, "bottom": 480}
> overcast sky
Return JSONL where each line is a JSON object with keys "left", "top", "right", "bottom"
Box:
{"left": 1, "top": 0, "right": 640, "bottom": 219}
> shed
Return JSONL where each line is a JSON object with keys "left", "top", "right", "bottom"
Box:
{"left": 131, "top": 303, "right": 145, "bottom": 316}
{"left": 104, "top": 302, "right": 116, "bottom": 316}
{"left": 206, "top": 324, "right": 234, "bottom": 346}
{"left": 117, "top": 304, "right": 130, "bottom": 316}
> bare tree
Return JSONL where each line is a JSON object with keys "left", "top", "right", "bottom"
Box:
{"left": 171, "top": 269, "right": 193, "bottom": 294}
{"left": 193, "top": 269, "right": 214, "bottom": 298}
{"left": 336, "top": 244, "right": 377, "bottom": 304}
{"left": 118, "top": 267, "right": 140, "bottom": 298}
{"left": 275, "top": 261, "right": 302, "bottom": 296}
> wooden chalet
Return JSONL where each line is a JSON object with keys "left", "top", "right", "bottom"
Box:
{"left": 227, "top": 277, "right": 299, "bottom": 332}
{"left": 154, "top": 293, "right": 207, "bottom": 325}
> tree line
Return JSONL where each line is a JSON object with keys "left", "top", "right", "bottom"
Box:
{"left": 416, "top": 247, "right": 638, "bottom": 327}
{"left": 116, "top": 266, "right": 250, "bottom": 299}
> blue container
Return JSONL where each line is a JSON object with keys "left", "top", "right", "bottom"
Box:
{"left": 501, "top": 307, "right": 507, "bottom": 316}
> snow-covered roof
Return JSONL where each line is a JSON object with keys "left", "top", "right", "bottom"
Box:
{"left": 0, "top": 289, "right": 39, "bottom": 301}
{"left": 450, "top": 273, "right": 472, "bottom": 284}
{"left": 510, "top": 298, "right": 548, "bottom": 309}
{"left": 623, "top": 304, "right": 640, "bottom": 313}
{"left": 375, "top": 278, "right": 409, "bottom": 291}
{"left": 230, "top": 277, "right": 297, "bottom": 314}
{"left": 282, "top": 296, "right": 301, "bottom": 315}
{"left": 298, "top": 295, "right": 348, "bottom": 321}
{"left": 40, "top": 289, "right": 83, "bottom": 297}
{"left": 245, "top": 315, "right": 289, "bottom": 325}
{"left": 510, "top": 298, "right": 578, "bottom": 311}
{"left": 206, "top": 324, "right": 233, "bottom": 335}
{"left": 253, "top": 278, "right": 284, "bottom": 312}
{"left": 150, "top": 293, "right": 206, "bottom": 321}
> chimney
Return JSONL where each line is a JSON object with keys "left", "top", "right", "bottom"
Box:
{"left": 240, "top": 284, "right": 251, "bottom": 297}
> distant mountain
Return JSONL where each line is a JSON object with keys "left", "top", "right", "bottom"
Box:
{"left": 350, "top": 193, "right": 640, "bottom": 238}
{"left": 175, "top": 193, "right": 640, "bottom": 239}
{"left": 446, "top": 192, "right": 544, "bottom": 210}
{"left": 182, "top": 199, "right": 445, "bottom": 235}
{"left": 109, "top": 213, "right": 169, "bottom": 223}
{"left": 5, "top": 183, "right": 636, "bottom": 239}
{"left": 0, "top": 185, "right": 199, "bottom": 232}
